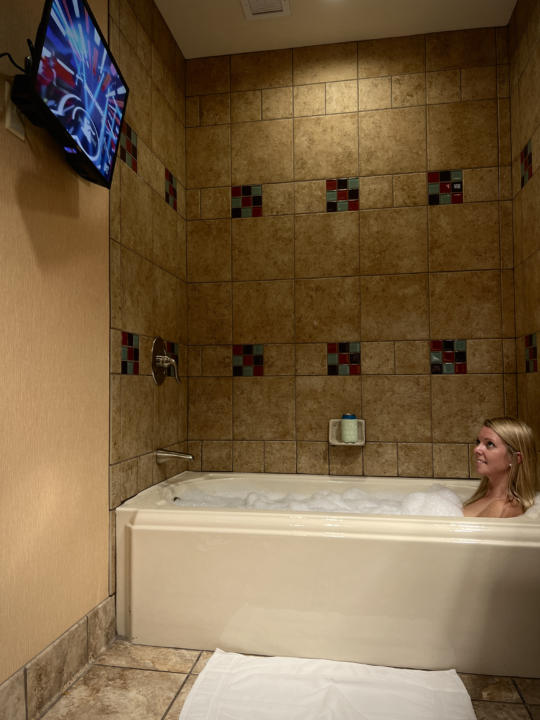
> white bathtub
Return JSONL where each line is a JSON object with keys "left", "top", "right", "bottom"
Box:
{"left": 116, "top": 472, "right": 540, "bottom": 677}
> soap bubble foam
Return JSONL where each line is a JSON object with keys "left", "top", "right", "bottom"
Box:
{"left": 173, "top": 484, "right": 464, "bottom": 517}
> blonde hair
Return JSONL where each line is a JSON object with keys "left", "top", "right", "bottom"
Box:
{"left": 465, "top": 417, "right": 537, "bottom": 510}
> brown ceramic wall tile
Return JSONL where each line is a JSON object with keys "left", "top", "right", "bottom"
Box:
{"left": 426, "top": 28, "right": 496, "bottom": 71}
{"left": 187, "top": 219, "right": 231, "bottom": 282}
{"left": 233, "top": 441, "right": 265, "bottom": 472}
{"left": 363, "top": 442, "right": 398, "bottom": 476}
{"left": 151, "top": 86, "right": 177, "bottom": 172}
{"left": 515, "top": 253, "right": 540, "bottom": 338}
{"left": 295, "top": 212, "right": 359, "bottom": 278}
{"left": 359, "top": 107, "right": 426, "bottom": 175}
{"left": 0, "top": 669, "right": 25, "bottom": 720}
{"left": 294, "top": 113, "right": 359, "bottom": 180}
{"left": 518, "top": 172, "right": 540, "bottom": 263}
{"left": 26, "top": 618, "right": 88, "bottom": 720}
{"left": 498, "top": 98, "right": 512, "bottom": 166}
{"left": 263, "top": 182, "right": 295, "bottom": 215}
{"left": 295, "top": 277, "right": 361, "bottom": 342}
{"left": 462, "top": 167, "right": 499, "bottom": 203}
{"left": 359, "top": 176, "right": 393, "bottom": 209}
{"left": 87, "top": 597, "right": 116, "bottom": 661}
{"left": 294, "top": 84, "right": 325, "bottom": 116}
{"left": 329, "top": 445, "right": 364, "bottom": 476}
{"left": 119, "top": 37, "right": 151, "bottom": 145}
{"left": 264, "top": 441, "right": 297, "bottom": 473}
{"left": 295, "top": 343, "right": 327, "bottom": 375}
{"left": 231, "top": 90, "right": 261, "bottom": 122}
{"left": 395, "top": 341, "right": 430, "bottom": 374}
{"left": 362, "top": 375, "right": 432, "bottom": 442}
{"left": 428, "top": 202, "right": 500, "bottom": 271}
{"left": 233, "top": 377, "right": 296, "bottom": 440}
{"left": 360, "top": 342, "right": 395, "bottom": 374}
{"left": 297, "top": 442, "right": 329, "bottom": 474}
{"left": 361, "top": 274, "right": 429, "bottom": 341}
{"left": 262, "top": 87, "right": 293, "bottom": 119}
{"left": 185, "top": 96, "right": 200, "bottom": 127}
{"left": 391, "top": 73, "right": 426, "bottom": 107}
{"left": 187, "top": 282, "right": 232, "bottom": 345}
{"left": 293, "top": 42, "right": 357, "bottom": 84}
{"left": 232, "top": 119, "right": 293, "bottom": 184}
{"left": 265, "top": 344, "right": 295, "bottom": 375}
{"left": 502, "top": 268, "right": 516, "bottom": 338}
{"left": 426, "top": 70, "right": 460, "bottom": 104}
{"left": 398, "top": 443, "right": 433, "bottom": 477}
{"left": 186, "top": 56, "right": 230, "bottom": 95}
{"left": 431, "top": 375, "right": 504, "bottom": 443}
{"left": 231, "top": 49, "right": 292, "bottom": 91}
{"left": 109, "top": 457, "right": 139, "bottom": 509}
{"left": 200, "top": 187, "right": 230, "bottom": 219}
{"left": 432, "top": 443, "right": 470, "bottom": 478}
{"left": 326, "top": 80, "right": 358, "bottom": 113}
{"left": 427, "top": 100, "right": 498, "bottom": 170}
{"left": 360, "top": 207, "right": 427, "bottom": 274}
{"left": 153, "top": 377, "right": 183, "bottom": 448}
{"left": 110, "top": 375, "right": 154, "bottom": 463}
{"left": 153, "top": 194, "right": 182, "bottom": 277}
{"left": 294, "top": 180, "right": 326, "bottom": 213}
{"left": 188, "top": 377, "right": 232, "bottom": 439}
{"left": 497, "top": 64, "right": 510, "bottom": 98}
{"left": 295, "top": 376, "right": 363, "bottom": 441}
{"left": 200, "top": 93, "right": 230, "bottom": 125}
{"left": 467, "top": 339, "right": 503, "bottom": 374}
{"left": 233, "top": 280, "right": 295, "bottom": 343}
{"left": 153, "top": 268, "right": 183, "bottom": 341}
{"left": 500, "top": 201, "right": 513, "bottom": 269}
{"left": 201, "top": 346, "right": 232, "bottom": 376}
{"left": 110, "top": 241, "right": 122, "bottom": 330}
{"left": 232, "top": 216, "right": 294, "bottom": 281}
{"left": 358, "top": 77, "right": 391, "bottom": 110}
{"left": 357, "top": 35, "right": 425, "bottom": 77}
{"left": 138, "top": 137, "right": 164, "bottom": 196}
{"left": 429, "top": 270, "right": 502, "bottom": 339}
{"left": 186, "top": 125, "right": 231, "bottom": 188}
{"left": 202, "top": 441, "right": 233, "bottom": 471}
{"left": 120, "top": 163, "right": 153, "bottom": 259}
{"left": 393, "top": 173, "right": 427, "bottom": 207}
{"left": 461, "top": 66, "right": 497, "bottom": 100}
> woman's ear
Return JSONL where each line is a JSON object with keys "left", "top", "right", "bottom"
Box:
{"left": 516, "top": 451, "right": 522, "bottom": 464}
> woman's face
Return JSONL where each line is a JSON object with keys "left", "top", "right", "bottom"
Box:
{"left": 474, "top": 426, "right": 513, "bottom": 482}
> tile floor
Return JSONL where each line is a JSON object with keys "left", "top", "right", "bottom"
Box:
{"left": 40, "top": 638, "right": 540, "bottom": 719}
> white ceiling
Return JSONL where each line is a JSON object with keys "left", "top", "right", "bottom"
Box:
{"left": 155, "top": 0, "right": 517, "bottom": 60}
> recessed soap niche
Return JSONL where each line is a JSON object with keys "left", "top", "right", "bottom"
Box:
{"left": 328, "top": 419, "right": 366, "bottom": 446}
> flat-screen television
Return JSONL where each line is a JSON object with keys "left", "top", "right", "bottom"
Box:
{"left": 11, "top": 0, "right": 129, "bottom": 188}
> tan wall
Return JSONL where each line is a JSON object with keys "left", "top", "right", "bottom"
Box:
{"left": 0, "top": 0, "right": 109, "bottom": 685}
{"left": 509, "top": 0, "right": 540, "bottom": 458}
{"left": 183, "top": 29, "right": 518, "bottom": 478}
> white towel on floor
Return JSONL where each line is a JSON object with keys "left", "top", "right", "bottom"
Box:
{"left": 179, "top": 649, "right": 476, "bottom": 720}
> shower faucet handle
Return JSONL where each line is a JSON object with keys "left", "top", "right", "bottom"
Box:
{"left": 152, "top": 336, "right": 180, "bottom": 385}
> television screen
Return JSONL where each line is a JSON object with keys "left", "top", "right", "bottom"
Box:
{"left": 13, "top": 0, "right": 128, "bottom": 188}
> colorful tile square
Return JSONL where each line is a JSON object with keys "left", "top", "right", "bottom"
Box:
{"left": 233, "top": 344, "right": 264, "bottom": 376}
{"left": 165, "top": 168, "right": 177, "bottom": 211}
{"left": 121, "top": 331, "right": 140, "bottom": 375}
{"left": 525, "top": 333, "right": 537, "bottom": 373}
{"left": 119, "top": 121, "right": 138, "bottom": 173}
{"left": 428, "top": 170, "right": 463, "bottom": 205}
{"left": 430, "top": 339, "right": 467, "bottom": 374}
{"left": 232, "top": 185, "right": 263, "bottom": 218}
{"left": 327, "top": 342, "right": 361, "bottom": 375}
{"left": 326, "top": 178, "right": 359, "bottom": 212}
{"left": 521, "top": 140, "right": 533, "bottom": 188}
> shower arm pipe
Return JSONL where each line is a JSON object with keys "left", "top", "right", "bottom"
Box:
{"left": 155, "top": 448, "right": 194, "bottom": 464}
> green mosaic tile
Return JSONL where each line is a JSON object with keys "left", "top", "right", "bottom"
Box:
{"left": 338, "top": 364, "right": 350, "bottom": 375}
{"left": 439, "top": 194, "right": 451, "bottom": 204}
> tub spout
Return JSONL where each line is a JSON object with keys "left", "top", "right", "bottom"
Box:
{"left": 155, "top": 449, "right": 194, "bottom": 464}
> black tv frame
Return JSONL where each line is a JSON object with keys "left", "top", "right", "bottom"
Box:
{"left": 11, "top": 0, "right": 129, "bottom": 189}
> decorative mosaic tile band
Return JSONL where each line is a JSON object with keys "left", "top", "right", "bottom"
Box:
{"left": 121, "top": 332, "right": 140, "bottom": 375}
{"left": 119, "top": 121, "right": 137, "bottom": 173}
{"left": 165, "top": 340, "right": 179, "bottom": 377}
{"left": 327, "top": 342, "right": 361, "bottom": 375}
{"left": 232, "top": 185, "right": 262, "bottom": 218}
{"left": 428, "top": 170, "right": 463, "bottom": 205}
{"left": 430, "top": 339, "right": 467, "bottom": 374}
{"left": 326, "top": 178, "right": 359, "bottom": 212}
{"left": 233, "top": 344, "right": 264, "bottom": 376}
{"left": 521, "top": 140, "right": 533, "bottom": 188}
{"left": 165, "top": 169, "right": 178, "bottom": 211}
{"left": 525, "top": 333, "right": 537, "bottom": 373}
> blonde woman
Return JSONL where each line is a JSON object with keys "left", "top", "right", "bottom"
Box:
{"left": 464, "top": 417, "right": 537, "bottom": 518}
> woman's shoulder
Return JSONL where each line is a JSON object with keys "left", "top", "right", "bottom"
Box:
{"left": 465, "top": 497, "right": 523, "bottom": 518}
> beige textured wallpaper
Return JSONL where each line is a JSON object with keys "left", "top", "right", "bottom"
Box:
{"left": 0, "top": 0, "right": 109, "bottom": 684}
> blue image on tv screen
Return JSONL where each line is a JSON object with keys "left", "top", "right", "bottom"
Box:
{"left": 35, "top": 0, "right": 127, "bottom": 184}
